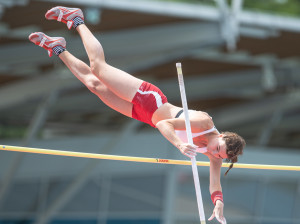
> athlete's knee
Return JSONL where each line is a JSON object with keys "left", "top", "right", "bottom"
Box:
{"left": 86, "top": 78, "right": 105, "bottom": 94}
{"left": 90, "top": 59, "right": 105, "bottom": 76}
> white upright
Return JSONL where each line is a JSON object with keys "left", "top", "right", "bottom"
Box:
{"left": 176, "top": 62, "right": 206, "bottom": 224}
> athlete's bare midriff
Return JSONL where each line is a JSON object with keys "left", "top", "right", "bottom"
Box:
{"left": 151, "top": 103, "right": 213, "bottom": 127}
{"left": 151, "top": 103, "right": 181, "bottom": 126}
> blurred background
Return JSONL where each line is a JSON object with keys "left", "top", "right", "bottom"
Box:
{"left": 0, "top": 0, "right": 300, "bottom": 223}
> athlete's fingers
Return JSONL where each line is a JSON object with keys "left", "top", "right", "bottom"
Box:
{"left": 186, "top": 149, "right": 197, "bottom": 154}
{"left": 179, "top": 143, "right": 197, "bottom": 158}
{"left": 187, "top": 143, "right": 197, "bottom": 149}
{"left": 187, "top": 149, "right": 196, "bottom": 155}
{"left": 208, "top": 213, "right": 215, "bottom": 221}
{"left": 215, "top": 214, "right": 222, "bottom": 223}
{"left": 187, "top": 150, "right": 196, "bottom": 156}
{"left": 182, "top": 148, "right": 195, "bottom": 154}
{"left": 186, "top": 154, "right": 194, "bottom": 159}
{"left": 184, "top": 152, "right": 195, "bottom": 158}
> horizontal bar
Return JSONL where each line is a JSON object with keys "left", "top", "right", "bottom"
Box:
{"left": 1, "top": 145, "right": 299, "bottom": 171}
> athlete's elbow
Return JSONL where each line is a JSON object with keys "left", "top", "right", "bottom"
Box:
{"left": 156, "top": 120, "right": 171, "bottom": 129}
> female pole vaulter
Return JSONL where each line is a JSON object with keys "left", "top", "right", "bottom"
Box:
{"left": 29, "top": 6, "right": 245, "bottom": 224}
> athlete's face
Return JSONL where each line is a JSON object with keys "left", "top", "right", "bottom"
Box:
{"left": 209, "top": 135, "right": 228, "bottom": 159}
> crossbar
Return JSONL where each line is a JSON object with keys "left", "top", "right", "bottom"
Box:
{"left": 1, "top": 145, "right": 299, "bottom": 171}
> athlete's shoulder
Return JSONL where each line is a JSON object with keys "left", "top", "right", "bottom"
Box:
{"left": 189, "top": 111, "right": 214, "bottom": 127}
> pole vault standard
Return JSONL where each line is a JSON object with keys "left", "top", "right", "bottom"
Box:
{"left": 176, "top": 62, "right": 206, "bottom": 224}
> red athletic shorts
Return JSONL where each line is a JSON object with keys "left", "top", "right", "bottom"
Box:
{"left": 131, "top": 81, "right": 168, "bottom": 127}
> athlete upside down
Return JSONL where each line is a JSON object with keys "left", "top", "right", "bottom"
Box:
{"left": 29, "top": 6, "right": 245, "bottom": 224}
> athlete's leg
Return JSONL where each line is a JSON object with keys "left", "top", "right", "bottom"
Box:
{"left": 28, "top": 32, "right": 132, "bottom": 117}
{"left": 45, "top": 6, "right": 143, "bottom": 102}
{"left": 76, "top": 24, "right": 143, "bottom": 102}
{"left": 59, "top": 51, "right": 133, "bottom": 117}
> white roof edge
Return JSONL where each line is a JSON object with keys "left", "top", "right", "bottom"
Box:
{"left": 240, "top": 10, "right": 300, "bottom": 32}
{"left": 39, "top": 0, "right": 300, "bottom": 32}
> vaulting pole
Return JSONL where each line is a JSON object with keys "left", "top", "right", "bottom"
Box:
{"left": 176, "top": 62, "right": 206, "bottom": 224}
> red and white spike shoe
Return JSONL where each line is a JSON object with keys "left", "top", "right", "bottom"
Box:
{"left": 45, "top": 6, "right": 84, "bottom": 30}
{"left": 29, "top": 32, "right": 66, "bottom": 57}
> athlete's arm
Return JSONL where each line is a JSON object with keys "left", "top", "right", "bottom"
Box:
{"left": 156, "top": 118, "right": 196, "bottom": 158}
{"left": 209, "top": 156, "right": 222, "bottom": 192}
{"left": 208, "top": 156, "right": 227, "bottom": 224}
{"left": 156, "top": 115, "right": 213, "bottom": 157}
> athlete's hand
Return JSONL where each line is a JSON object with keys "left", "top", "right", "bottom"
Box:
{"left": 208, "top": 200, "right": 227, "bottom": 224}
{"left": 178, "top": 143, "right": 197, "bottom": 158}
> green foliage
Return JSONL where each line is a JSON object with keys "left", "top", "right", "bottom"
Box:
{"left": 0, "top": 125, "right": 26, "bottom": 139}
{"left": 243, "top": 0, "right": 300, "bottom": 17}
{"left": 155, "top": 0, "right": 214, "bottom": 5}
{"left": 156, "top": 0, "right": 300, "bottom": 17}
